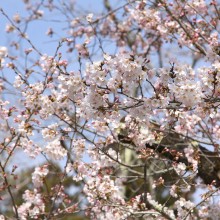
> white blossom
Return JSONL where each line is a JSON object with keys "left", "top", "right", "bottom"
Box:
{"left": 44, "top": 138, "right": 67, "bottom": 160}
{"left": 0, "top": 46, "right": 7, "bottom": 58}
{"left": 32, "top": 166, "right": 49, "bottom": 187}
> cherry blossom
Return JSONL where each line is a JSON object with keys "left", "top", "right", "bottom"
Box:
{"left": 1, "top": 0, "right": 220, "bottom": 219}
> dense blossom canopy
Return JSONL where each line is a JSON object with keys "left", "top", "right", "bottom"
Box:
{"left": 1, "top": 0, "right": 220, "bottom": 219}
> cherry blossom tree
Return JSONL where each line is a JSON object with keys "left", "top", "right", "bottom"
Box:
{"left": 1, "top": 0, "right": 220, "bottom": 219}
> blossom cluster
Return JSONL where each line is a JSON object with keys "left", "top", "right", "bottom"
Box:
{"left": 1, "top": 0, "right": 220, "bottom": 219}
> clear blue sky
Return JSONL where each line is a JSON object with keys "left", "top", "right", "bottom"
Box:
{"left": 0, "top": 0, "right": 121, "bottom": 55}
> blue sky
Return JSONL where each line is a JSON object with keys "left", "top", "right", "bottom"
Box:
{"left": 0, "top": 0, "right": 122, "bottom": 55}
